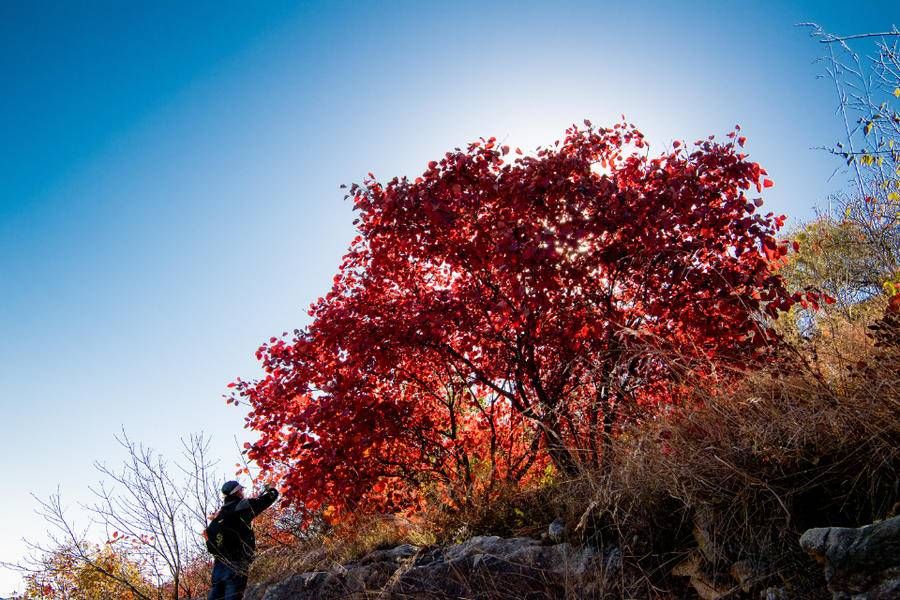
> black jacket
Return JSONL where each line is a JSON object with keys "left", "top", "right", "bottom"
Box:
{"left": 215, "top": 488, "right": 279, "bottom": 569}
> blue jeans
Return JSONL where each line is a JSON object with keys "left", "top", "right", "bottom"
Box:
{"left": 207, "top": 560, "right": 248, "bottom": 600}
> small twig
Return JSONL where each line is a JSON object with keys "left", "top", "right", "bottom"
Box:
{"left": 818, "top": 32, "right": 900, "bottom": 43}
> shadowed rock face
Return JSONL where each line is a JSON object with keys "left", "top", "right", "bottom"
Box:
{"left": 235, "top": 515, "right": 899, "bottom": 600}
{"left": 800, "top": 515, "right": 900, "bottom": 599}
{"left": 243, "top": 536, "right": 608, "bottom": 599}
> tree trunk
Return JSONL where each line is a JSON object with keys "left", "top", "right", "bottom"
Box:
{"left": 542, "top": 414, "right": 580, "bottom": 477}
{"left": 599, "top": 391, "right": 617, "bottom": 474}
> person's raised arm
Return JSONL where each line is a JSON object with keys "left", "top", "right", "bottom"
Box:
{"left": 247, "top": 486, "right": 279, "bottom": 517}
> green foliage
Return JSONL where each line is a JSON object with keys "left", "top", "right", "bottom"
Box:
{"left": 776, "top": 216, "right": 896, "bottom": 378}
{"left": 785, "top": 219, "right": 877, "bottom": 297}
{"left": 780, "top": 217, "right": 892, "bottom": 316}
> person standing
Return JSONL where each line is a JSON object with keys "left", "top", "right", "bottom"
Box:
{"left": 206, "top": 480, "right": 279, "bottom": 600}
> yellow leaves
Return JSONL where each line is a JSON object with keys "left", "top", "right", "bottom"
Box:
{"left": 894, "top": 87, "right": 900, "bottom": 98}
{"left": 856, "top": 152, "right": 888, "bottom": 168}
{"left": 864, "top": 121, "right": 874, "bottom": 135}
{"left": 888, "top": 192, "right": 900, "bottom": 203}
{"left": 322, "top": 504, "right": 337, "bottom": 523}
{"left": 884, "top": 280, "right": 899, "bottom": 297}
{"left": 24, "top": 544, "right": 153, "bottom": 600}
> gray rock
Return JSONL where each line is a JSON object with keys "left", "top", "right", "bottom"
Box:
{"left": 245, "top": 535, "right": 604, "bottom": 599}
{"left": 760, "top": 586, "right": 788, "bottom": 600}
{"left": 548, "top": 517, "right": 566, "bottom": 543}
{"left": 800, "top": 515, "right": 900, "bottom": 599}
{"left": 393, "top": 536, "right": 599, "bottom": 598}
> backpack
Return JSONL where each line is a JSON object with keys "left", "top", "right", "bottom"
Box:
{"left": 204, "top": 511, "right": 241, "bottom": 560}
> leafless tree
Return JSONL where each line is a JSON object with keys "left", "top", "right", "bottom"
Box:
{"left": 4, "top": 431, "right": 222, "bottom": 600}
{"left": 800, "top": 23, "right": 900, "bottom": 284}
{"left": 4, "top": 491, "right": 156, "bottom": 599}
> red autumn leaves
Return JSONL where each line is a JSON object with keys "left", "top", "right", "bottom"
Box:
{"left": 233, "top": 121, "right": 798, "bottom": 524}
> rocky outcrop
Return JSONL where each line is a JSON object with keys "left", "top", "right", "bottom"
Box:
{"left": 239, "top": 514, "right": 900, "bottom": 599}
{"left": 243, "top": 536, "right": 613, "bottom": 599}
{"left": 800, "top": 515, "right": 900, "bottom": 599}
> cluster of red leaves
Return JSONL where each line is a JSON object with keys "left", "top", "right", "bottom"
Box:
{"left": 233, "top": 121, "right": 800, "bottom": 524}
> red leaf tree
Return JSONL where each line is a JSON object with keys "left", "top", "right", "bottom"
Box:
{"left": 235, "top": 121, "right": 796, "bottom": 522}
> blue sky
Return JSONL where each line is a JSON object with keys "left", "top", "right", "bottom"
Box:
{"left": 2, "top": 0, "right": 898, "bottom": 594}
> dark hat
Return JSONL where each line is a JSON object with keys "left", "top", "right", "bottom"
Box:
{"left": 221, "top": 480, "right": 243, "bottom": 496}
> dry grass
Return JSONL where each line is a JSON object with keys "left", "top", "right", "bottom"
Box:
{"left": 249, "top": 513, "right": 436, "bottom": 586}
{"left": 532, "top": 312, "right": 899, "bottom": 596}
